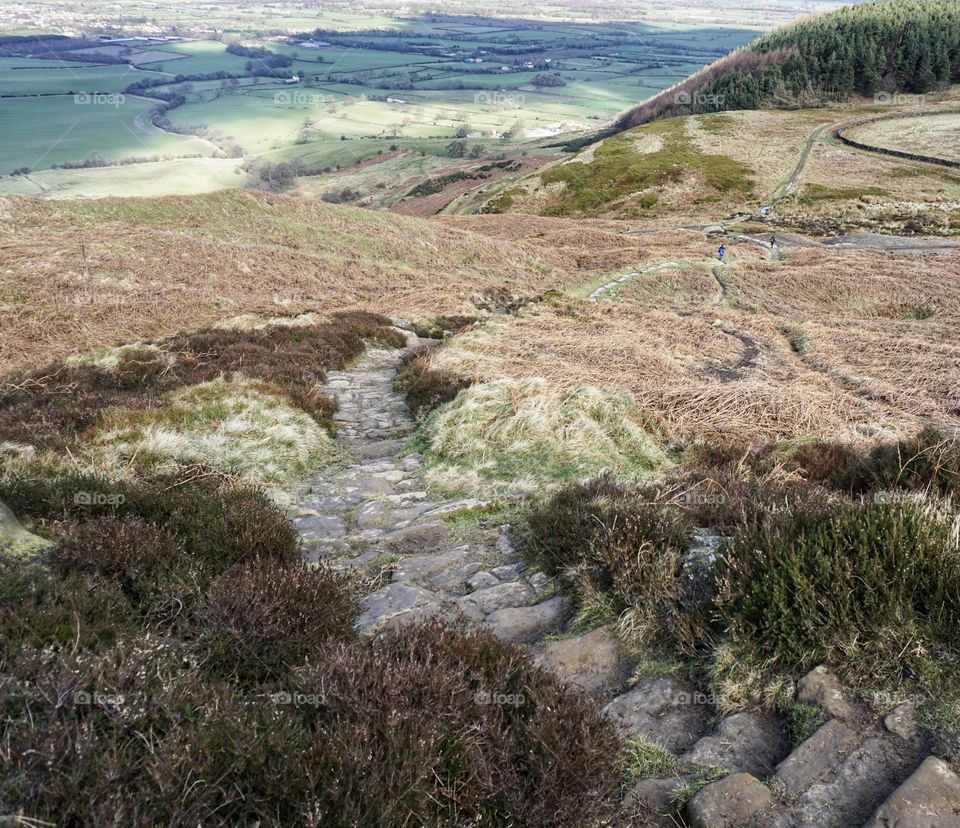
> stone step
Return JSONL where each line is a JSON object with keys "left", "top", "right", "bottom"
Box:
{"left": 482, "top": 595, "right": 570, "bottom": 644}
{"left": 775, "top": 718, "right": 859, "bottom": 796}
{"left": 681, "top": 711, "right": 789, "bottom": 779}
{"left": 863, "top": 756, "right": 960, "bottom": 827}
{"left": 768, "top": 731, "right": 926, "bottom": 828}
{"left": 603, "top": 676, "right": 710, "bottom": 754}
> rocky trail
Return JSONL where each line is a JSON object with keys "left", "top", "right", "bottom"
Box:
{"left": 290, "top": 332, "right": 960, "bottom": 826}
{"left": 291, "top": 331, "right": 567, "bottom": 641}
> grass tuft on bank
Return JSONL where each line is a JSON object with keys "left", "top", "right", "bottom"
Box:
{"left": 420, "top": 378, "right": 672, "bottom": 496}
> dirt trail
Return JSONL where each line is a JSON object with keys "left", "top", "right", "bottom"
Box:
{"left": 587, "top": 259, "right": 701, "bottom": 301}
{"left": 769, "top": 121, "right": 832, "bottom": 206}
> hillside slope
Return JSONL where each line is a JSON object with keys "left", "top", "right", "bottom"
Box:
{"left": 0, "top": 191, "right": 655, "bottom": 371}
{"left": 617, "top": 0, "right": 960, "bottom": 130}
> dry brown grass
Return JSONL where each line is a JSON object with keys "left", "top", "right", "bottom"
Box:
{"left": 431, "top": 303, "right": 869, "bottom": 442}
{"left": 688, "top": 109, "right": 838, "bottom": 201}
{"left": 725, "top": 247, "right": 960, "bottom": 317}
{"left": 435, "top": 217, "right": 713, "bottom": 271}
{"left": 0, "top": 192, "right": 660, "bottom": 372}
{"left": 428, "top": 245, "right": 960, "bottom": 442}
{"left": 799, "top": 316, "right": 960, "bottom": 421}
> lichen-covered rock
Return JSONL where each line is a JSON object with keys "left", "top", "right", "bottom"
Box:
{"left": 535, "top": 626, "right": 628, "bottom": 697}
{"left": 687, "top": 773, "right": 772, "bottom": 828}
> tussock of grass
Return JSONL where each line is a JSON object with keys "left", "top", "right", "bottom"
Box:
{"left": 64, "top": 342, "right": 174, "bottom": 370}
{"left": 0, "top": 501, "right": 53, "bottom": 559}
{"left": 214, "top": 312, "right": 325, "bottom": 331}
{"left": 707, "top": 642, "right": 797, "bottom": 714}
{"left": 94, "top": 377, "right": 333, "bottom": 495}
{"left": 623, "top": 739, "right": 679, "bottom": 781}
{"left": 420, "top": 378, "right": 671, "bottom": 496}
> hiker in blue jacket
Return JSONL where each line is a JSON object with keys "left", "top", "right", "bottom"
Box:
{"left": 717, "top": 244, "right": 726, "bottom": 262}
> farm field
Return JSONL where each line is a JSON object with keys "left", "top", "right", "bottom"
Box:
{"left": 0, "top": 11, "right": 756, "bottom": 197}
{"left": 0, "top": 157, "right": 242, "bottom": 198}
{"left": 845, "top": 112, "right": 960, "bottom": 163}
{"left": 0, "top": 57, "right": 152, "bottom": 95}
{"left": 0, "top": 94, "right": 212, "bottom": 173}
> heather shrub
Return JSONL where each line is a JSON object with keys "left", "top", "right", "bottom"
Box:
{"left": 673, "top": 439, "right": 838, "bottom": 528}
{"left": 717, "top": 500, "right": 960, "bottom": 679}
{"left": 198, "top": 560, "right": 357, "bottom": 684}
{"left": 2, "top": 622, "right": 622, "bottom": 826}
{"left": 410, "top": 314, "right": 476, "bottom": 339}
{"left": 824, "top": 427, "right": 960, "bottom": 497}
{"left": 295, "top": 620, "right": 622, "bottom": 826}
{"left": 47, "top": 516, "right": 199, "bottom": 628}
{"left": 0, "top": 557, "right": 134, "bottom": 668}
{"left": 0, "top": 637, "right": 313, "bottom": 826}
{"left": 0, "top": 471, "right": 299, "bottom": 583}
{"left": 394, "top": 348, "right": 472, "bottom": 417}
{"left": 524, "top": 475, "right": 698, "bottom": 650}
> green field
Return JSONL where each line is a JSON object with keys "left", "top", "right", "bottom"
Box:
{"left": 0, "top": 58, "right": 155, "bottom": 95}
{"left": 0, "top": 12, "right": 755, "bottom": 196}
{"left": 0, "top": 157, "right": 241, "bottom": 198}
{"left": 0, "top": 95, "right": 212, "bottom": 173}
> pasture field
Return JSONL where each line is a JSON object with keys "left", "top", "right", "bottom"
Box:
{"left": 0, "top": 95, "right": 212, "bottom": 174}
{"left": 0, "top": 157, "right": 241, "bottom": 198}
{"left": 0, "top": 12, "right": 755, "bottom": 197}
{"left": 846, "top": 113, "right": 960, "bottom": 163}
{"left": 0, "top": 58, "right": 152, "bottom": 95}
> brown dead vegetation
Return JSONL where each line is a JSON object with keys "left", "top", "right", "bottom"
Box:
{"left": 0, "top": 191, "right": 658, "bottom": 372}
{"left": 429, "top": 245, "right": 960, "bottom": 442}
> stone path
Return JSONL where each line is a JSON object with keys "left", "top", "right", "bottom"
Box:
{"left": 588, "top": 260, "right": 696, "bottom": 302}
{"left": 291, "top": 332, "right": 960, "bottom": 827}
{"left": 292, "top": 331, "right": 568, "bottom": 642}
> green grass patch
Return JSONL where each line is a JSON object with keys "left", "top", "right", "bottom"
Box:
{"left": 623, "top": 739, "right": 679, "bottom": 781}
{"left": 799, "top": 183, "right": 890, "bottom": 203}
{"left": 788, "top": 703, "right": 827, "bottom": 747}
{"left": 539, "top": 118, "right": 753, "bottom": 217}
{"left": 671, "top": 767, "right": 731, "bottom": 810}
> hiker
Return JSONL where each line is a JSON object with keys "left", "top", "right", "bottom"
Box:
{"left": 717, "top": 244, "right": 726, "bottom": 262}
{"left": 770, "top": 235, "right": 776, "bottom": 248}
